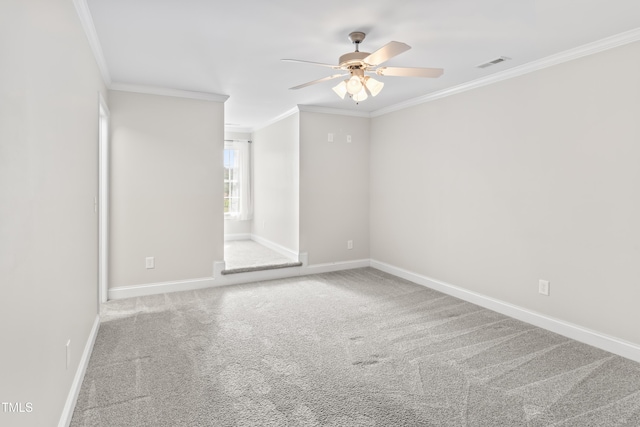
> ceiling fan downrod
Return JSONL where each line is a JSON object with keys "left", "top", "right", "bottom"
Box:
{"left": 348, "top": 31, "right": 366, "bottom": 52}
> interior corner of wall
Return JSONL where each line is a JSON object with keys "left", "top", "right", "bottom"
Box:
{"left": 213, "top": 260, "right": 226, "bottom": 278}
{"left": 298, "top": 252, "right": 309, "bottom": 266}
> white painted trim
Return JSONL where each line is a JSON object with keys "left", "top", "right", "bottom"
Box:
{"left": 224, "top": 233, "right": 251, "bottom": 241}
{"left": 297, "top": 104, "right": 371, "bottom": 118}
{"left": 108, "top": 256, "right": 368, "bottom": 300}
{"left": 221, "top": 103, "right": 372, "bottom": 134}
{"left": 72, "top": 0, "right": 111, "bottom": 85}
{"left": 109, "top": 83, "right": 229, "bottom": 103}
{"left": 252, "top": 107, "right": 299, "bottom": 132}
{"left": 370, "top": 259, "right": 640, "bottom": 363}
{"left": 104, "top": 255, "right": 640, "bottom": 362}
{"left": 107, "top": 269, "right": 307, "bottom": 299}
{"left": 250, "top": 234, "right": 298, "bottom": 261}
{"left": 225, "top": 126, "right": 253, "bottom": 134}
{"left": 305, "top": 259, "right": 371, "bottom": 274}
{"left": 108, "top": 277, "right": 218, "bottom": 300}
{"left": 298, "top": 252, "right": 308, "bottom": 266}
{"left": 58, "top": 314, "right": 100, "bottom": 427}
{"left": 98, "top": 91, "right": 110, "bottom": 120}
{"left": 98, "top": 93, "right": 109, "bottom": 304}
{"left": 213, "top": 261, "right": 226, "bottom": 278}
{"left": 371, "top": 27, "right": 640, "bottom": 118}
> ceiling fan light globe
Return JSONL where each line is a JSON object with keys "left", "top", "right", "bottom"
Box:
{"left": 364, "top": 77, "right": 384, "bottom": 97}
{"left": 346, "top": 75, "right": 363, "bottom": 95}
{"left": 332, "top": 81, "right": 347, "bottom": 99}
{"left": 352, "top": 87, "right": 368, "bottom": 102}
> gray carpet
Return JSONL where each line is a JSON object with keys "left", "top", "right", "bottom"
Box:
{"left": 71, "top": 268, "right": 640, "bottom": 426}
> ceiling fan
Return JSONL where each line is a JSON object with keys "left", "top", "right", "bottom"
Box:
{"left": 283, "top": 31, "right": 443, "bottom": 102}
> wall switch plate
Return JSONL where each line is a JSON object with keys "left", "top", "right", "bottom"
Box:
{"left": 146, "top": 257, "right": 155, "bottom": 269}
{"left": 328, "top": 133, "right": 334, "bottom": 142}
{"left": 347, "top": 240, "right": 353, "bottom": 250}
{"left": 539, "top": 279, "right": 550, "bottom": 296}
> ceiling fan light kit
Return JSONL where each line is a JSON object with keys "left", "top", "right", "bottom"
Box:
{"left": 346, "top": 73, "right": 364, "bottom": 94}
{"left": 332, "top": 81, "right": 348, "bottom": 99}
{"left": 284, "top": 31, "right": 443, "bottom": 103}
{"left": 364, "top": 76, "right": 384, "bottom": 96}
{"left": 351, "top": 87, "right": 368, "bottom": 102}
{"left": 332, "top": 75, "right": 383, "bottom": 102}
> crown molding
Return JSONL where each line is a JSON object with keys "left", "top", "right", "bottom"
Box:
{"left": 225, "top": 126, "right": 254, "bottom": 134}
{"left": 372, "top": 27, "right": 640, "bottom": 118}
{"left": 252, "top": 107, "right": 300, "bottom": 132}
{"left": 72, "top": 0, "right": 112, "bottom": 85}
{"left": 253, "top": 104, "right": 372, "bottom": 133}
{"left": 109, "top": 83, "right": 229, "bottom": 102}
{"left": 297, "top": 105, "right": 371, "bottom": 118}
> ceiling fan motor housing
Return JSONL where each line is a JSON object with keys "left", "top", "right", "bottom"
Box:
{"left": 339, "top": 51, "right": 370, "bottom": 68}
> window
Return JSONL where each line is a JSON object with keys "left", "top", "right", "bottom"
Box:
{"left": 223, "top": 140, "right": 252, "bottom": 219}
{"left": 224, "top": 148, "right": 240, "bottom": 215}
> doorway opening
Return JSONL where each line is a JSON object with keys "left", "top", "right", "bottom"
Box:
{"left": 222, "top": 137, "right": 301, "bottom": 274}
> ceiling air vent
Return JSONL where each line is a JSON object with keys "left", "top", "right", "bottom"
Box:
{"left": 476, "top": 56, "right": 511, "bottom": 69}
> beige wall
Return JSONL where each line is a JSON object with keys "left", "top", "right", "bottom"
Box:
{"left": 0, "top": 0, "right": 107, "bottom": 425}
{"left": 109, "top": 90, "right": 224, "bottom": 288}
{"left": 224, "top": 216, "right": 252, "bottom": 236}
{"left": 370, "top": 41, "right": 640, "bottom": 346}
{"left": 299, "top": 112, "right": 370, "bottom": 265}
{"left": 251, "top": 113, "right": 300, "bottom": 251}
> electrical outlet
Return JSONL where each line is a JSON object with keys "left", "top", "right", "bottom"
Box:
{"left": 346, "top": 135, "right": 352, "bottom": 143}
{"left": 66, "top": 340, "right": 71, "bottom": 370}
{"left": 328, "top": 133, "right": 334, "bottom": 142}
{"left": 146, "top": 257, "right": 155, "bottom": 269}
{"left": 347, "top": 240, "right": 353, "bottom": 250}
{"left": 539, "top": 279, "right": 550, "bottom": 296}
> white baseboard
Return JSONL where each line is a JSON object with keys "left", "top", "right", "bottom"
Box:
{"left": 107, "top": 269, "right": 307, "bottom": 299}
{"left": 58, "top": 314, "right": 100, "bottom": 427}
{"left": 109, "top": 277, "right": 218, "bottom": 300}
{"left": 213, "top": 260, "right": 226, "bottom": 277}
{"left": 108, "top": 255, "right": 366, "bottom": 300}
{"left": 105, "top": 256, "right": 640, "bottom": 362}
{"left": 250, "top": 234, "right": 298, "bottom": 261}
{"left": 224, "top": 233, "right": 251, "bottom": 241}
{"left": 370, "top": 259, "right": 640, "bottom": 363}
{"left": 306, "top": 259, "right": 371, "bottom": 274}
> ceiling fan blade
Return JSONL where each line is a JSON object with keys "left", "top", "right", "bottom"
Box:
{"left": 289, "top": 73, "right": 347, "bottom": 90}
{"left": 363, "top": 41, "right": 411, "bottom": 66}
{"left": 376, "top": 66, "right": 444, "bottom": 78}
{"left": 282, "top": 59, "right": 341, "bottom": 69}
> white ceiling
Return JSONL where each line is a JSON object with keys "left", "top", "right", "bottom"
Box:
{"left": 86, "top": 0, "right": 640, "bottom": 130}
